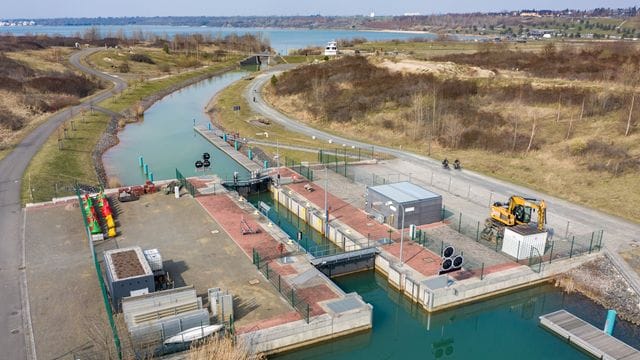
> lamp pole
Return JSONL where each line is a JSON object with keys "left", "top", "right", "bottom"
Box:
{"left": 399, "top": 202, "right": 405, "bottom": 266}
{"left": 324, "top": 166, "right": 329, "bottom": 236}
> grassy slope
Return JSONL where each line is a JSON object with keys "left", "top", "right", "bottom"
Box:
{"left": 209, "top": 77, "right": 320, "bottom": 163}
{"left": 0, "top": 48, "right": 79, "bottom": 161}
{"left": 263, "top": 55, "right": 640, "bottom": 223}
{"left": 21, "top": 56, "right": 242, "bottom": 204}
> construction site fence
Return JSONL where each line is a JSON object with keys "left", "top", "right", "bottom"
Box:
{"left": 175, "top": 168, "right": 197, "bottom": 197}
{"left": 442, "top": 208, "right": 604, "bottom": 268}
{"left": 252, "top": 249, "right": 311, "bottom": 323}
{"left": 284, "top": 157, "right": 314, "bottom": 181}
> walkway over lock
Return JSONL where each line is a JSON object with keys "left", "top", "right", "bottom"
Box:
{"left": 310, "top": 247, "right": 379, "bottom": 278}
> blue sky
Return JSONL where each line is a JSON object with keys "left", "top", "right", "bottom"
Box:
{"left": 4, "top": 0, "right": 640, "bottom": 18}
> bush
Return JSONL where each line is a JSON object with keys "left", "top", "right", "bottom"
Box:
{"left": 0, "top": 53, "right": 34, "bottom": 80}
{"left": 157, "top": 63, "right": 171, "bottom": 73}
{"left": 0, "top": 108, "right": 26, "bottom": 130}
{"left": 129, "top": 53, "right": 155, "bottom": 64}
{"left": 25, "top": 72, "right": 100, "bottom": 97}
{"left": 0, "top": 76, "right": 23, "bottom": 92}
{"left": 118, "top": 61, "right": 130, "bottom": 73}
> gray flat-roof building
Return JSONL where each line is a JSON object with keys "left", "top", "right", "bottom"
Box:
{"left": 104, "top": 246, "right": 155, "bottom": 311}
{"left": 365, "top": 182, "right": 442, "bottom": 229}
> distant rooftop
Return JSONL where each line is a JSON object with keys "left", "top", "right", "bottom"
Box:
{"left": 105, "top": 246, "right": 152, "bottom": 280}
{"left": 369, "top": 182, "right": 440, "bottom": 204}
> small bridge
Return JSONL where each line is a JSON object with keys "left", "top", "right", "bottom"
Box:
{"left": 310, "top": 247, "right": 379, "bottom": 278}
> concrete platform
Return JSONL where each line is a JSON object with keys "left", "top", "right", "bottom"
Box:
{"left": 540, "top": 310, "right": 640, "bottom": 360}
{"left": 25, "top": 202, "right": 114, "bottom": 358}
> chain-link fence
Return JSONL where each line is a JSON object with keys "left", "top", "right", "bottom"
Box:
{"left": 76, "top": 188, "right": 122, "bottom": 359}
{"left": 176, "top": 168, "right": 197, "bottom": 196}
{"left": 284, "top": 157, "right": 314, "bottom": 181}
{"left": 252, "top": 249, "right": 310, "bottom": 323}
{"left": 442, "top": 208, "right": 604, "bottom": 269}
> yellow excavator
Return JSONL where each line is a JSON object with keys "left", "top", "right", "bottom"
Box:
{"left": 481, "top": 196, "right": 547, "bottom": 242}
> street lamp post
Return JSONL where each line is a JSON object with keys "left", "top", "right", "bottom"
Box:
{"left": 399, "top": 202, "right": 405, "bottom": 266}
{"left": 324, "top": 166, "right": 329, "bottom": 236}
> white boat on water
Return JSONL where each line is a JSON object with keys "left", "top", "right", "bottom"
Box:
{"left": 163, "top": 324, "right": 224, "bottom": 344}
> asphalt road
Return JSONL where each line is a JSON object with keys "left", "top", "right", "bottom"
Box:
{"left": 0, "top": 48, "right": 126, "bottom": 360}
{"left": 245, "top": 69, "right": 640, "bottom": 289}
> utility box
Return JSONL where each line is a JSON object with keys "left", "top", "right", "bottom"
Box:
{"left": 104, "top": 246, "right": 155, "bottom": 311}
{"left": 366, "top": 182, "right": 442, "bottom": 229}
{"left": 501, "top": 225, "right": 548, "bottom": 260}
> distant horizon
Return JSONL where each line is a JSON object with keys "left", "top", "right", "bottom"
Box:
{"left": 2, "top": 1, "right": 640, "bottom": 19}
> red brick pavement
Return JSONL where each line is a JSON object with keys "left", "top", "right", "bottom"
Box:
{"left": 383, "top": 241, "right": 441, "bottom": 277}
{"left": 235, "top": 311, "right": 301, "bottom": 334}
{"left": 286, "top": 181, "right": 396, "bottom": 241}
{"left": 197, "top": 194, "right": 341, "bottom": 317}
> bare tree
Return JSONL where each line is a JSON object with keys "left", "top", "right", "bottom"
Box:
{"left": 566, "top": 112, "right": 574, "bottom": 140}
{"left": 526, "top": 115, "right": 537, "bottom": 154}
{"left": 625, "top": 93, "right": 635, "bottom": 136}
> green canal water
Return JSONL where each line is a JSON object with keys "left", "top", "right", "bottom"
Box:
{"left": 102, "top": 71, "right": 251, "bottom": 185}
{"left": 249, "top": 192, "right": 341, "bottom": 257}
{"left": 274, "top": 271, "right": 640, "bottom": 360}
{"left": 253, "top": 190, "right": 640, "bottom": 360}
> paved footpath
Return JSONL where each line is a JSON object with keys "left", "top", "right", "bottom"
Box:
{"left": 0, "top": 48, "right": 126, "bottom": 360}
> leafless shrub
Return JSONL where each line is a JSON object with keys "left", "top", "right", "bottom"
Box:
{"left": 0, "top": 106, "right": 26, "bottom": 130}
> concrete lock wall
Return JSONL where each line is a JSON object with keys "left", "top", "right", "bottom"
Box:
{"left": 241, "top": 307, "right": 373, "bottom": 355}
{"left": 270, "top": 186, "right": 364, "bottom": 252}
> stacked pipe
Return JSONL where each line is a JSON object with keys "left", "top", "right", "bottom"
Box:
{"left": 97, "top": 192, "right": 117, "bottom": 237}
{"left": 82, "top": 194, "right": 102, "bottom": 235}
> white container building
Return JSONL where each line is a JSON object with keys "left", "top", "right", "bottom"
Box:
{"left": 501, "top": 225, "right": 548, "bottom": 260}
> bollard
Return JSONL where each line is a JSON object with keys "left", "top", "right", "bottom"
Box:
{"left": 208, "top": 123, "right": 212, "bottom": 131}
{"left": 144, "top": 164, "right": 149, "bottom": 175}
{"left": 264, "top": 160, "right": 268, "bottom": 169}
{"left": 149, "top": 172, "right": 154, "bottom": 182}
{"left": 248, "top": 149, "right": 253, "bottom": 160}
{"left": 138, "top": 156, "right": 144, "bottom": 167}
{"left": 174, "top": 186, "right": 180, "bottom": 199}
{"left": 234, "top": 140, "right": 239, "bottom": 151}
{"left": 604, "top": 309, "right": 617, "bottom": 335}
{"left": 223, "top": 133, "right": 227, "bottom": 142}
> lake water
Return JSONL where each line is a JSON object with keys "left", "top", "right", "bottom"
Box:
{"left": 102, "top": 71, "right": 251, "bottom": 185}
{"left": 0, "top": 25, "right": 437, "bottom": 54}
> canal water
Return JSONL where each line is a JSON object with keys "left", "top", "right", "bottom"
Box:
{"left": 249, "top": 192, "right": 341, "bottom": 257}
{"left": 102, "top": 71, "right": 251, "bottom": 185}
{"left": 251, "top": 188, "right": 640, "bottom": 359}
{"left": 273, "top": 271, "right": 640, "bottom": 360}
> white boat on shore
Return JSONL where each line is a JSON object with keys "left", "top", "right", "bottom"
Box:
{"left": 163, "top": 324, "right": 224, "bottom": 344}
